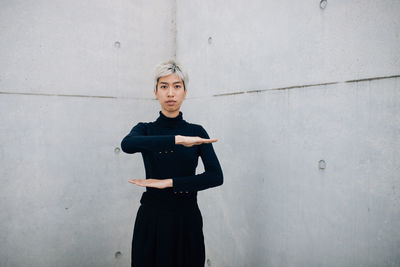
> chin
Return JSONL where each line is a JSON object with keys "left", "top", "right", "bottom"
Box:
{"left": 165, "top": 106, "right": 180, "bottom": 112}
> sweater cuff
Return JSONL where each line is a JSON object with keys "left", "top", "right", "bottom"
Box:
{"left": 172, "top": 176, "right": 192, "bottom": 193}
{"left": 163, "top": 135, "right": 176, "bottom": 150}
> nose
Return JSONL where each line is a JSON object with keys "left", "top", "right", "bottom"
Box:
{"left": 168, "top": 87, "right": 174, "bottom": 96}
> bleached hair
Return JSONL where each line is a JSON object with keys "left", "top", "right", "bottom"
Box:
{"left": 153, "top": 59, "right": 188, "bottom": 91}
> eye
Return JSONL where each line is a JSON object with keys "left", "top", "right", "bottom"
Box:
{"left": 160, "top": 85, "right": 167, "bottom": 89}
{"left": 175, "top": 84, "right": 181, "bottom": 88}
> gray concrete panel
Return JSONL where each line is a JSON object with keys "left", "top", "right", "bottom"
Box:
{"left": 0, "top": 0, "right": 174, "bottom": 98}
{"left": 0, "top": 0, "right": 175, "bottom": 265}
{"left": 176, "top": 0, "right": 400, "bottom": 97}
{"left": 185, "top": 78, "right": 400, "bottom": 267}
{"left": 0, "top": 95, "right": 165, "bottom": 266}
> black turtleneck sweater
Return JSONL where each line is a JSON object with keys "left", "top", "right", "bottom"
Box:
{"left": 120, "top": 111, "right": 223, "bottom": 193}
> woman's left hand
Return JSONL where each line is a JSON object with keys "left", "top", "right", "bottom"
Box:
{"left": 128, "top": 178, "right": 173, "bottom": 189}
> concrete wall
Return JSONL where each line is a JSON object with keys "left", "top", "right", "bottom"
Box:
{"left": 0, "top": 1, "right": 175, "bottom": 266}
{"left": 176, "top": 1, "right": 400, "bottom": 266}
{"left": 1, "top": 1, "right": 400, "bottom": 267}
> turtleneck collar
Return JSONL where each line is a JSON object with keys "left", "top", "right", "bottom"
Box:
{"left": 155, "top": 110, "right": 185, "bottom": 128}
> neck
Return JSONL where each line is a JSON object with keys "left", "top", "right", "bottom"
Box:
{"left": 156, "top": 110, "right": 184, "bottom": 128}
{"left": 161, "top": 109, "right": 180, "bottom": 118}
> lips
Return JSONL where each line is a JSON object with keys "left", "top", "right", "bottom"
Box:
{"left": 166, "top": 101, "right": 176, "bottom": 105}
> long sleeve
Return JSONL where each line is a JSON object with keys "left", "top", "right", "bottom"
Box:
{"left": 172, "top": 126, "right": 223, "bottom": 192}
{"left": 121, "top": 122, "right": 176, "bottom": 154}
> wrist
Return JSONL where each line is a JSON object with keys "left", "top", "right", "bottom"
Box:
{"left": 175, "top": 135, "right": 182, "bottom": 145}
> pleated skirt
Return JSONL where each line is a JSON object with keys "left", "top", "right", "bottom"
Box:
{"left": 131, "top": 191, "right": 205, "bottom": 267}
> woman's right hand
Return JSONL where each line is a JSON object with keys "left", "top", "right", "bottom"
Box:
{"left": 175, "top": 135, "right": 218, "bottom": 147}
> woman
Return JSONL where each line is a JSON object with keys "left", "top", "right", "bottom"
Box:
{"left": 120, "top": 59, "right": 224, "bottom": 267}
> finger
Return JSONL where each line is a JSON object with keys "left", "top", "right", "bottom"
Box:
{"left": 128, "top": 179, "right": 141, "bottom": 183}
{"left": 128, "top": 179, "right": 146, "bottom": 186}
{"left": 200, "top": 138, "right": 218, "bottom": 143}
{"left": 192, "top": 140, "right": 210, "bottom": 145}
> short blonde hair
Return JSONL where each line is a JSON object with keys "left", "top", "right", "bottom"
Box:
{"left": 153, "top": 59, "right": 189, "bottom": 91}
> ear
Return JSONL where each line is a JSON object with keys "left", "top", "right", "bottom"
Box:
{"left": 154, "top": 89, "right": 158, "bottom": 99}
{"left": 183, "top": 89, "right": 187, "bottom": 98}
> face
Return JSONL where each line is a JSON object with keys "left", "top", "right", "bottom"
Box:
{"left": 154, "top": 73, "right": 187, "bottom": 115}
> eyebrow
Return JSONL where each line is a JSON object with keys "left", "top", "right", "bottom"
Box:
{"left": 159, "top": 81, "right": 182, "bottom": 84}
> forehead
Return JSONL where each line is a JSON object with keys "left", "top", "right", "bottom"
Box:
{"left": 158, "top": 73, "right": 183, "bottom": 84}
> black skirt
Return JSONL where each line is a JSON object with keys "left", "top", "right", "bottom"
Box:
{"left": 131, "top": 191, "right": 205, "bottom": 267}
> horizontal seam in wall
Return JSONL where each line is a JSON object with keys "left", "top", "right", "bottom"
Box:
{"left": 0, "top": 91, "right": 152, "bottom": 100}
{"left": 1, "top": 74, "right": 399, "bottom": 100}
{"left": 0, "top": 91, "right": 118, "bottom": 99}
{"left": 213, "top": 74, "right": 400, "bottom": 97}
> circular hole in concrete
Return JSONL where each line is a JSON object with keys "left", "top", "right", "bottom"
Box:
{"left": 115, "top": 251, "right": 122, "bottom": 258}
{"left": 320, "top": 0, "right": 327, "bottom": 9}
{"left": 208, "top": 37, "right": 212, "bottom": 44}
{"left": 319, "top": 160, "right": 326, "bottom": 169}
{"left": 114, "top": 147, "right": 121, "bottom": 154}
{"left": 114, "top": 41, "right": 121, "bottom": 48}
